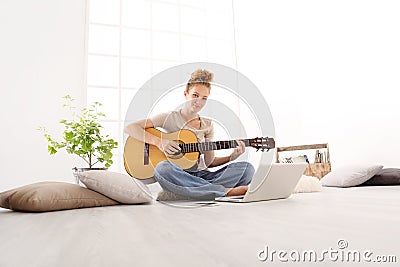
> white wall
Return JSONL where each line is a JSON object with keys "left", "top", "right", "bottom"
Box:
{"left": 234, "top": 0, "right": 400, "bottom": 168}
{"left": 0, "top": 0, "right": 87, "bottom": 191}
{"left": 1, "top": 0, "right": 399, "bottom": 192}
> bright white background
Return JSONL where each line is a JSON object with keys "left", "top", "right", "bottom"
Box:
{"left": 0, "top": 0, "right": 399, "bottom": 191}
{"left": 0, "top": 0, "right": 87, "bottom": 191}
{"left": 234, "top": 0, "right": 400, "bottom": 168}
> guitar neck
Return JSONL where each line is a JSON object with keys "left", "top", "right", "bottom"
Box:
{"left": 179, "top": 139, "right": 252, "bottom": 153}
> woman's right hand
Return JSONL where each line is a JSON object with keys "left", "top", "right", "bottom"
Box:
{"left": 158, "top": 139, "right": 181, "bottom": 157}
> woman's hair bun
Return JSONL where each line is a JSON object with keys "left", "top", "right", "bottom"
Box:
{"left": 188, "top": 69, "right": 214, "bottom": 84}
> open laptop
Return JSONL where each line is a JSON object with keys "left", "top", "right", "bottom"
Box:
{"left": 215, "top": 163, "right": 307, "bottom": 203}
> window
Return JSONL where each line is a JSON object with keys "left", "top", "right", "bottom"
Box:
{"left": 87, "top": 0, "right": 237, "bottom": 172}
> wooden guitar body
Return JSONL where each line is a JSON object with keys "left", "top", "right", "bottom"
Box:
{"left": 124, "top": 128, "right": 200, "bottom": 179}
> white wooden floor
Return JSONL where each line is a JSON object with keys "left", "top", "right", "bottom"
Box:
{"left": 1, "top": 186, "right": 400, "bottom": 267}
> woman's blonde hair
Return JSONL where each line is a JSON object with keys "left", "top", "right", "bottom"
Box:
{"left": 186, "top": 69, "right": 214, "bottom": 92}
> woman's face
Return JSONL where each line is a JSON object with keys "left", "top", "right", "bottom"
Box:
{"left": 184, "top": 84, "right": 210, "bottom": 113}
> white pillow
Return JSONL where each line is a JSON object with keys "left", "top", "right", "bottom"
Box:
{"left": 78, "top": 170, "right": 153, "bottom": 204}
{"left": 320, "top": 165, "right": 383, "bottom": 187}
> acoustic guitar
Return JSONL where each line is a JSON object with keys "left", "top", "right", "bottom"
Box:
{"left": 124, "top": 127, "right": 275, "bottom": 180}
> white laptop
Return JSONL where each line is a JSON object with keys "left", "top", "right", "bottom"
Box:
{"left": 215, "top": 163, "right": 307, "bottom": 203}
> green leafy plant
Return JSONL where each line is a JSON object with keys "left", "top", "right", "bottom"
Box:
{"left": 38, "top": 95, "right": 118, "bottom": 168}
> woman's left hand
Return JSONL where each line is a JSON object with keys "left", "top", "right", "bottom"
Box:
{"left": 229, "top": 140, "right": 246, "bottom": 161}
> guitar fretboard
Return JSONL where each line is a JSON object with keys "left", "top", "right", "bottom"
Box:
{"left": 179, "top": 139, "right": 251, "bottom": 153}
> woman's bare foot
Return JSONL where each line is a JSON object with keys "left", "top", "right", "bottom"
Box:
{"left": 225, "top": 185, "right": 248, "bottom": 196}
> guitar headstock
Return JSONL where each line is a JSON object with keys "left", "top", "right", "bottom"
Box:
{"left": 250, "top": 137, "right": 275, "bottom": 152}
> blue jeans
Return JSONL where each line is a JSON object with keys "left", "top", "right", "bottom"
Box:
{"left": 154, "top": 161, "right": 255, "bottom": 200}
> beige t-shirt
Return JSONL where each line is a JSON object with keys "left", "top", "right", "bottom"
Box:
{"left": 150, "top": 110, "right": 214, "bottom": 171}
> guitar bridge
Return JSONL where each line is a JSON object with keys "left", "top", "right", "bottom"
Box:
{"left": 144, "top": 143, "right": 149, "bottom": 165}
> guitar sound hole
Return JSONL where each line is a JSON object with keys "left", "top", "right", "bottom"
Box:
{"left": 173, "top": 150, "right": 183, "bottom": 156}
{"left": 168, "top": 151, "right": 184, "bottom": 159}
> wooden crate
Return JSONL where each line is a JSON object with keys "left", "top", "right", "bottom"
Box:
{"left": 275, "top": 143, "right": 331, "bottom": 179}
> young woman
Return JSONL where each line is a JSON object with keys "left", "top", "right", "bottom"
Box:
{"left": 124, "top": 69, "right": 255, "bottom": 200}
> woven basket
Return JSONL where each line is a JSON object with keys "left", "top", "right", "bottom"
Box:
{"left": 304, "top": 162, "right": 331, "bottom": 179}
{"left": 275, "top": 143, "right": 331, "bottom": 179}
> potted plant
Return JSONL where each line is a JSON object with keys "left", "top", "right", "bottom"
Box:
{"left": 38, "top": 95, "right": 118, "bottom": 183}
